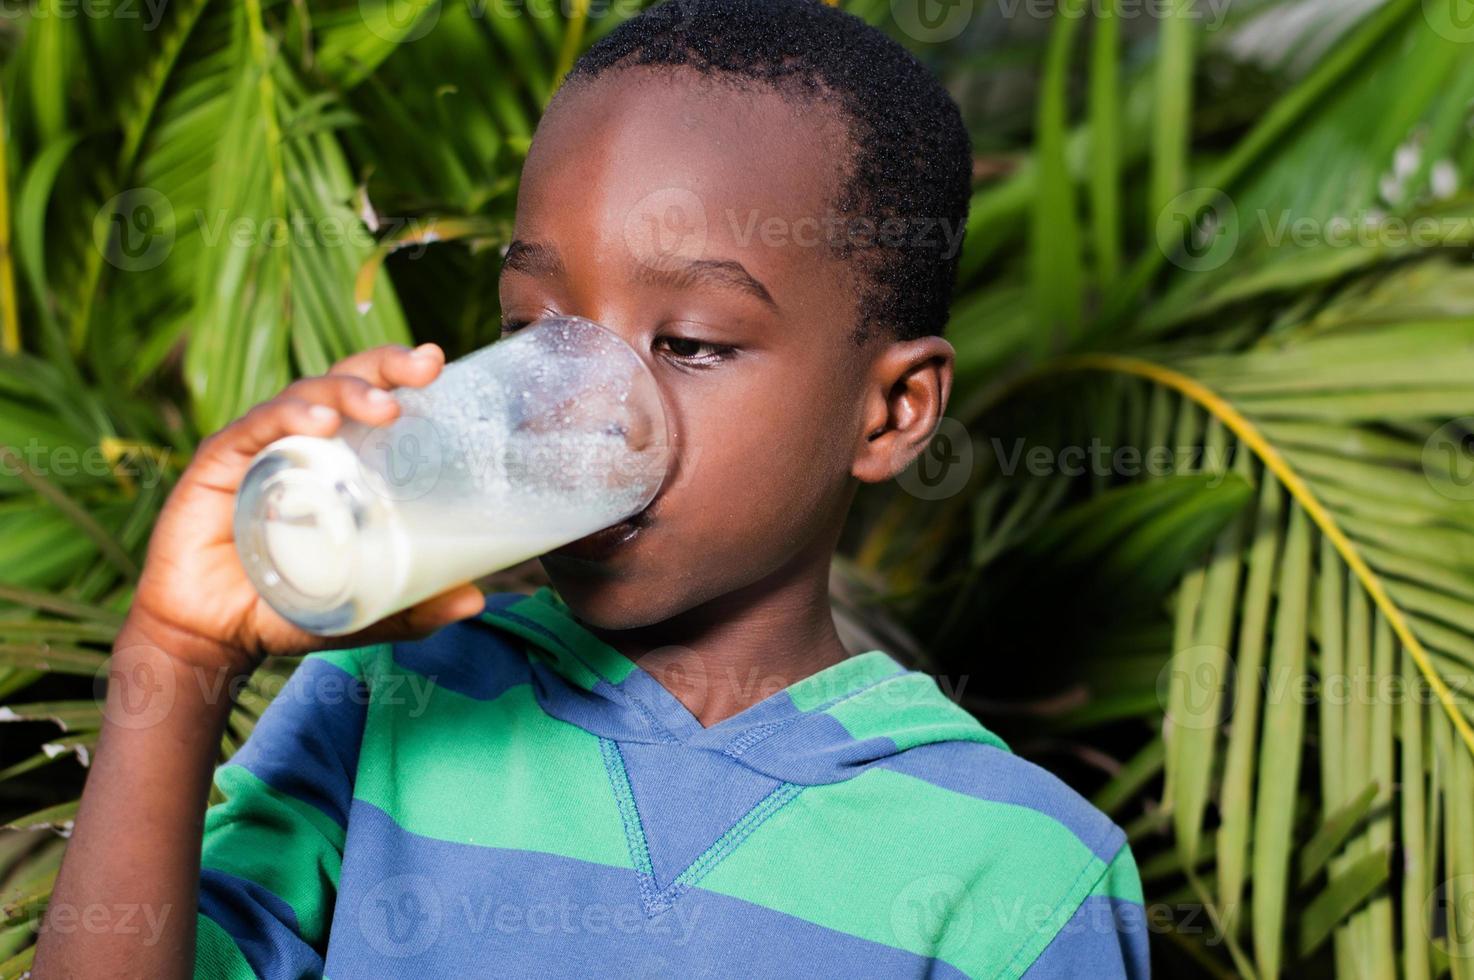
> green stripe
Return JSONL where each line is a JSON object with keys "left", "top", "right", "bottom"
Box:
{"left": 194, "top": 912, "right": 256, "bottom": 979}
{"left": 530, "top": 588, "right": 637, "bottom": 683}
{"left": 480, "top": 588, "right": 637, "bottom": 687}
{"left": 210, "top": 764, "right": 348, "bottom": 852}
{"left": 998, "top": 842, "right": 1143, "bottom": 977}
{"left": 996, "top": 855, "right": 1111, "bottom": 979}
{"left": 786, "top": 651, "right": 904, "bottom": 711}
{"left": 673, "top": 782, "right": 804, "bottom": 893}
{"left": 476, "top": 607, "right": 598, "bottom": 689}
{"left": 303, "top": 643, "right": 385, "bottom": 679}
{"left": 696, "top": 767, "right": 1106, "bottom": 975}
{"left": 1092, "top": 844, "right": 1145, "bottom": 904}
{"left": 202, "top": 767, "right": 345, "bottom": 942}
{"left": 823, "top": 672, "right": 1008, "bottom": 752}
{"left": 354, "top": 673, "right": 633, "bottom": 870}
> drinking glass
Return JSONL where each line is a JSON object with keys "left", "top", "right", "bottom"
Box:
{"left": 232, "top": 315, "right": 671, "bottom": 634}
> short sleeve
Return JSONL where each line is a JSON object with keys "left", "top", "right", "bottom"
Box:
{"left": 193, "top": 648, "right": 382, "bottom": 978}
{"left": 1020, "top": 842, "right": 1150, "bottom": 978}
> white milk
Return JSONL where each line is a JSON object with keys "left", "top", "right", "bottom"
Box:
{"left": 241, "top": 424, "right": 656, "bottom": 634}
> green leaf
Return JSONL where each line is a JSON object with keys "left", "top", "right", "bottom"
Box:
{"left": 1297, "top": 845, "right": 1393, "bottom": 958}
{"left": 1297, "top": 779, "right": 1379, "bottom": 888}
{"left": 1251, "top": 506, "right": 1313, "bottom": 979}
{"left": 0, "top": 643, "right": 107, "bottom": 677}
{"left": 1088, "top": 0, "right": 1121, "bottom": 284}
{"left": 0, "top": 701, "right": 103, "bottom": 733}
{"left": 1148, "top": 0, "right": 1194, "bottom": 225}
{"left": 2, "top": 801, "right": 78, "bottom": 835}
{"left": 1029, "top": 0, "right": 1087, "bottom": 350}
{"left": 1167, "top": 423, "right": 1246, "bottom": 863}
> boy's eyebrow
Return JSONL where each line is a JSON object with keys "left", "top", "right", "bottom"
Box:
{"left": 501, "top": 239, "right": 565, "bottom": 279}
{"left": 635, "top": 255, "right": 779, "bottom": 312}
{"left": 500, "top": 238, "right": 778, "bottom": 312}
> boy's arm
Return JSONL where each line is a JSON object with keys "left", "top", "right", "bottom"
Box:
{"left": 33, "top": 619, "right": 246, "bottom": 980}
{"left": 31, "top": 342, "right": 478, "bottom": 977}
{"left": 1018, "top": 842, "right": 1151, "bottom": 979}
{"left": 928, "top": 836, "right": 1150, "bottom": 980}
{"left": 192, "top": 649, "right": 377, "bottom": 977}
{"left": 34, "top": 619, "right": 376, "bottom": 979}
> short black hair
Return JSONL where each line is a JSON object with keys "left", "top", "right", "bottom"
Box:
{"left": 561, "top": 0, "right": 973, "bottom": 344}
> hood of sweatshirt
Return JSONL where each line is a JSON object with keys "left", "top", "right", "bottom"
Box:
{"left": 471, "top": 587, "right": 1006, "bottom": 788}
{"left": 464, "top": 587, "right": 1012, "bottom": 904}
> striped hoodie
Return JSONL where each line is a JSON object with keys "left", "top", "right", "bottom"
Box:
{"left": 194, "top": 587, "right": 1149, "bottom": 978}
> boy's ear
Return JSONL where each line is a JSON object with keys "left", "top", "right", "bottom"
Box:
{"left": 851, "top": 335, "right": 955, "bottom": 483}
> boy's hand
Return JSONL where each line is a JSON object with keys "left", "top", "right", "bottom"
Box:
{"left": 126, "top": 341, "right": 487, "bottom": 675}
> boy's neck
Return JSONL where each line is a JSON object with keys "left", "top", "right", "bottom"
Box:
{"left": 584, "top": 567, "right": 850, "bottom": 728}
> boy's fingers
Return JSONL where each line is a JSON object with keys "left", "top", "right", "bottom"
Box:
{"left": 280, "top": 374, "right": 403, "bottom": 424}
{"left": 404, "top": 583, "right": 487, "bottom": 630}
{"left": 192, "top": 398, "right": 342, "bottom": 482}
{"left": 190, "top": 347, "right": 447, "bottom": 483}
{"left": 193, "top": 377, "right": 399, "bottom": 477}
{"left": 328, "top": 342, "right": 445, "bottom": 389}
{"left": 359, "top": 583, "right": 485, "bottom": 644}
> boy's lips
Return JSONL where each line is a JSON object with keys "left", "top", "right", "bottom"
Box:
{"left": 548, "top": 503, "right": 654, "bottom": 561}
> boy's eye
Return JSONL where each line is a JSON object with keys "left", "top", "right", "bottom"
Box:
{"left": 501, "top": 321, "right": 733, "bottom": 366}
{"left": 654, "top": 335, "right": 736, "bottom": 367}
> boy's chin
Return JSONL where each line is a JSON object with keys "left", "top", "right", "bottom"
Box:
{"left": 537, "top": 558, "right": 691, "bottom": 632}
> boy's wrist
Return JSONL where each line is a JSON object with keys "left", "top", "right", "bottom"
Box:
{"left": 118, "top": 606, "right": 257, "bottom": 675}
{"left": 108, "top": 616, "right": 254, "bottom": 731}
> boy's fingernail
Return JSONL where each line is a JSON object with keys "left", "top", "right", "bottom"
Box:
{"left": 308, "top": 404, "right": 338, "bottom": 422}
{"left": 412, "top": 343, "right": 439, "bottom": 359}
{"left": 365, "top": 388, "right": 394, "bottom": 404}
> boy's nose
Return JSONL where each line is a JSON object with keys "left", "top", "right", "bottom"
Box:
{"left": 569, "top": 311, "right": 651, "bottom": 362}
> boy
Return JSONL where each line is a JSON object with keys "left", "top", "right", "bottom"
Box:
{"left": 38, "top": 1, "right": 1149, "bottom": 976}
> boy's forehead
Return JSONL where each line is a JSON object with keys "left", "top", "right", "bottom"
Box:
{"left": 516, "top": 68, "right": 853, "bottom": 273}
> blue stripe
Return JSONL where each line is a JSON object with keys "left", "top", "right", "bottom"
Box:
{"left": 734, "top": 708, "right": 906, "bottom": 785}
{"left": 326, "top": 800, "right": 966, "bottom": 978}
{"left": 611, "top": 667, "right": 706, "bottom": 739}
{"left": 390, "top": 617, "right": 532, "bottom": 702}
{"left": 481, "top": 591, "right": 528, "bottom": 617}
{"left": 880, "top": 741, "right": 1126, "bottom": 863}
{"left": 199, "top": 868, "right": 323, "bottom": 980}
{"left": 524, "top": 661, "right": 697, "bottom": 746}
{"left": 1021, "top": 896, "right": 1149, "bottom": 978}
{"left": 619, "top": 740, "right": 783, "bottom": 890}
{"left": 229, "top": 658, "right": 367, "bottom": 827}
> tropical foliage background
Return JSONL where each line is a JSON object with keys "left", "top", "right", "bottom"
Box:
{"left": 2, "top": 0, "right": 1473, "bottom": 975}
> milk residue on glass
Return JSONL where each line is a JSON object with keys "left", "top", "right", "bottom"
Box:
{"left": 233, "top": 316, "right": 671, "bottom": 635}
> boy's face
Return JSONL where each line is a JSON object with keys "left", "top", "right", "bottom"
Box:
{"left": 501, "top": 67, "right": 950, "bottom": 629}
